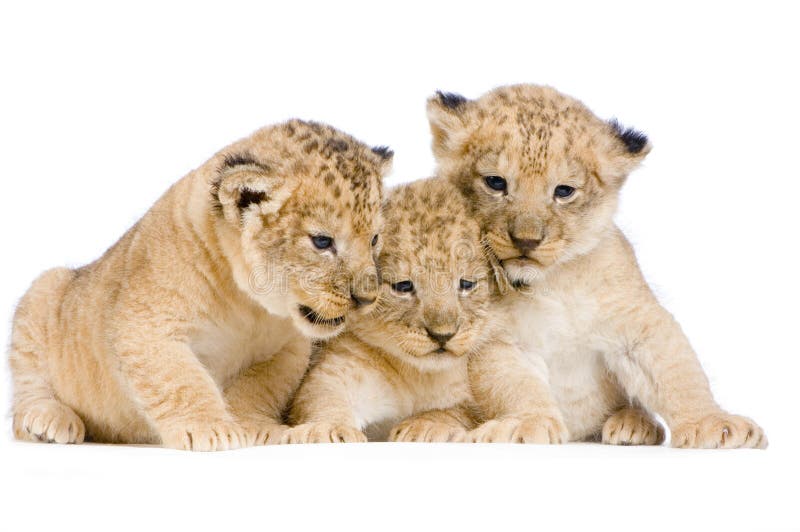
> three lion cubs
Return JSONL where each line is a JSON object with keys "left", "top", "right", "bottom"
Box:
{"left": 9, "top": 85, "right": 766, "bottom": 449}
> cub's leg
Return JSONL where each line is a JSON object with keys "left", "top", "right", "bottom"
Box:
{"left": 12, "top": 346, "right": 85, "bottom": 444}
{"left": 469, "top": 338, "right": 568, "bottom": 444}
{"left": 115, "top": 334, "right": 245, "bottom": 451}
{"left": 605, "top": 301, "right": 766, "bottom": 449}
{"left": 10, "top": 268, "right": 86, "bottom": 444}
{"left": 601, "top": 405, "right": 665, "bottom": 446}
{"left": 223, "top": 335, "right": 311, "bottom": 446}
{"left": 282, "top": 352, "right": 397, "bottom": 444}
{"left": 389, "top": 405, "right": 474, "bottom": 443}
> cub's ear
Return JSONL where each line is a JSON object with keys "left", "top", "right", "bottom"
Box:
{"left": 371, "top": 145, "right": 394, "bottom": 176}
{"left": 212, "top": 153, "right": 295, "bottom": 225}
{"left": 426, "top": 90, "right": 475, "bottom": 159}
{"left": 597, "top": 119, "right": 652, "bottom": 185}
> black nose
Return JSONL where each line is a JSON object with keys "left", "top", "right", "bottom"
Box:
{"left": 426, "top": 328, "right": 456, "bottom": 346}
{"left": 510, "top": 233, "right": 541, "bottom": 253}
{"left": 351, "top": 292, "right": 376, "bottom": 308}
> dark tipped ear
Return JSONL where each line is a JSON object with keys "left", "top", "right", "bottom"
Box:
{"left": 608, "top": 119, "right": 649, "bottom": 155}
{"left": 597, "top": 119, "right": 652, "bottom": 184}
{"left": 371, "top": 145, "right": 394, "bottom": 175}
{"left": 426, "top": 90, "right": 474, "bottom": 159}
{"left": 212, "top": 153, "right": 295, "bottom": 225}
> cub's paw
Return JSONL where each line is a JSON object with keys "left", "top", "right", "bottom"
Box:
{"left": 470, "top": 414, "right": 568, "bottom": 444}
{"left": 14, "top": 401, "right": 85, "bottom": 444}
{"left": 280, "top": 423, "right": 367, "bottom": 444}
{"left": 238, "top": 419, "right": 288, "bottom": 446}
{"left": 389, "top": 418, "right": 467, "bottom": 443}
{"left": 671, "top": 412, "right": 767, "bottom": 449}
{"left": 161, "top": 420, "right": 245, "bottom": 451}
{"left": 602, "top": 407, "right": 665, "bottom": 446}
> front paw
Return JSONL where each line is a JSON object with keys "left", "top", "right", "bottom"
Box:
{"left": 470, "top": 414, "right": 568, "bottom": 444}
{"left": 238, "top": 419, "right": 288, "bottom": 446}
{"left": 671, "top": 412, "right": 767, "bottom": 449}
{"left": 280, "top": 422, "right": 367, "bottom": 444}
{"left": 161, "top": 420, "right": 245, "bottom": 451}
{"left": 389, "top": 418, "right": 467, "bottom": 443}
{"left": 602, "top": 407, "right": 665, "bottom": 446}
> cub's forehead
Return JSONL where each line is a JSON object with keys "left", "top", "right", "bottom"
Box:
{"left": 227, "top": 119, "right": 387, "bottom": 230}
{"left": 381, "top": 179, "right": 484, "bottom": 273}
{"left": 475, "top": 86, "right": 601, "bottom": 144}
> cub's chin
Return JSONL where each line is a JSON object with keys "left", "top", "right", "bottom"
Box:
{"left": 502, "top": 257, "right": 546, "bottom": 287}
{"left": 290, "top": 303, "right": 347, "bottom": 340}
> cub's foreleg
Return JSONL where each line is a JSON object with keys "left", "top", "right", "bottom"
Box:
{"left": 389, "top": 405, "right": 474, "bottom": 443}
{"left": 115, "top": 335, "right": 245, "bottom": 451}
{"left": 282, "top": 352, "right": 396, "bottom": 444}
{"left": 224, "top": 335, "right": 311, "bottom": 445}
{"left": 606, "top": 301, "right": 766, "bottom": 449}
{"left": 468, "top": 338, "right": 568, "bottom": 444}
{"left": 601, "top": 405, "right": 665, "bottom": 446}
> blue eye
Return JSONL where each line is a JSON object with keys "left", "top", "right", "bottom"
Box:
{"left": 311, "top": 235, "right": 334, "bottom": 250}
{"left": 459, "top": 279, "right": 476, "bottom": 291}
{"left": 554, "top": 185, "right": 575, "bottom": 198}
{"left": 391, "top": 280, "right": 414, "bottom": 293}
{"left": 484, "top": 175, "right": 507, "bottom": 192}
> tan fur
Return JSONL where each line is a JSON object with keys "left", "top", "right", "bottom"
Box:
{"left": 9, "top": 120, "right": 391, "bottom": 450}
{"left": 283, "top": 177, "right": 506, "bottom": 443}
{"left": 428, "top": 85, "right": 766, "bottom": 448}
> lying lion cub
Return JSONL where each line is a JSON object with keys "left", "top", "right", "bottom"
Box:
{"left": 427, "top": 85, "right": 766, "bottom": 448}
{"left": 10, "top": 120, "right": 392, "bottom": 450}
{"left": 283, "top": 177, "right": 515, "bottom": 443}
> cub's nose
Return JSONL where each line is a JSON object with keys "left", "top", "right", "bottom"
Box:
{"left": 351, "top": 291, "right": 376, "bottom": 308}
{"left": 425, "top": 328, "right": 456, "bottom": 347}
{"left": 509, "top": 233, "right": 541, "bottom": 253}
{"left": 351, "top": 269, "right": 379, "bottom": 308}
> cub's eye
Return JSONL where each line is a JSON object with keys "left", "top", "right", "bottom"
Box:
{"left": 310, "top": 235, "right": 334, "bottom": 250}
{"left": 371, "top": 234, "right": 379, "bottom": 247}
{"left": 459, "top": 279, "right": 477, "bottom": 291}
{"left": 554, "top": 185, "right": 575, "bottom": 199}
{"left": 484, "top": 175, "right": 507, "bottom": 192}
{"left": 391, "top": 280, "right": 414, "bottom": 293}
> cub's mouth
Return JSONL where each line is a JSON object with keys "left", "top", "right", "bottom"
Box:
{"left": 297, "top": 305, "right": 346, "bottom": 328}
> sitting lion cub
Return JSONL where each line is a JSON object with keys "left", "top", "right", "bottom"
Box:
{"left": 427, "top": 85, "right": 766, "bottom": 448}
{"left": 10, "top": 120, "right": 392, "bottom": 450}
{"left": 283, "top": 177, "right": 513, "bottom": 443}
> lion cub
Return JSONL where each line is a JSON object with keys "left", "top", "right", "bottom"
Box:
{"left": 428, "top": 85, "right": 766, "bottom": 448}
{"left": 10, "top": 120, "right": 392, "bottom": 450}
{"left": 283, "top": 177, "right": 511, "bottom": 443}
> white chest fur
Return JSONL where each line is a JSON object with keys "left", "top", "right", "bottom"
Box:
{"left": 353, "top": 357, "right": 471, "bottom": 438}
{"left": 189, "top": 298, "right": 299, "bottom": 388}
{"left": 506, "top": 284, "right": 623, "bottom": 438}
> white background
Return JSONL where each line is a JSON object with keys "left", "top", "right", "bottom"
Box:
{"left": 1, "top": 1, "right": 798, "bottom": 530}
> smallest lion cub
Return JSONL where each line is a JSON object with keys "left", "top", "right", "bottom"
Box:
{"left": 284, "top": 177, "right": 508, "bottom": 443}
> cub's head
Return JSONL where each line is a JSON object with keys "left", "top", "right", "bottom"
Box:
{"left": 211, "top": 120, "right": 392, "bottom": 339}
{"left": 350, "top": 178, "right": 495, "bottom": 371}
{"left": 427, "top": 84, "right": 650, "bottom": 286}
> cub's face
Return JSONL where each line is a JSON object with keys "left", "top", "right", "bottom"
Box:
{"left": 351, "top": 179, "right": 493, "bottom": 371}
{"left": 427, "top": 85, "right": 650, "bottom": 286}
{"left": 213, "top": 120, "right": 392, "bottom": 339}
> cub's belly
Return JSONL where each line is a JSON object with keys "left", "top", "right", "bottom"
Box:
{"left": 543, "top": 349, "right": 623, "bottom": 440}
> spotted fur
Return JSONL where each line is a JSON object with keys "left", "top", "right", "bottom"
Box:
{"left": 428, "top": 84, "right": 766, "bottom": 448}
{"left": 283, "top": 177, "right": 518, "bottom": 444}
{"left": 9, "top": 120, "right": 393, "bottom": 450}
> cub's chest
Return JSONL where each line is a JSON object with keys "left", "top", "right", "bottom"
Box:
{"left": 189, "top": 303, "right": 299, "bottom": 387}
{"left": 507, "top": 285, "right": 599, "bottom": 364}
{"left": 407, "top": 362, "right": 471, "bottom": 412}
